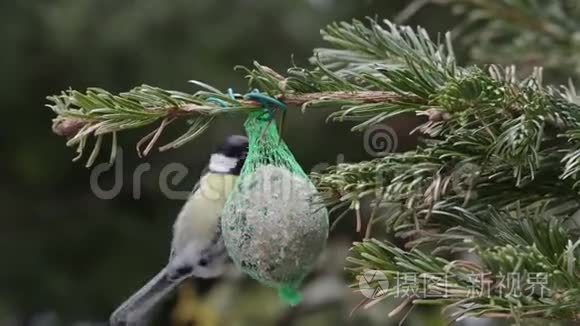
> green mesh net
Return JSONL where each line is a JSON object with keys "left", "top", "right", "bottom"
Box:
{"left": 222, "top": 111, "right": 329, "bottom": 306}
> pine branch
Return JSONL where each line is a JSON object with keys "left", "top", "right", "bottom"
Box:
{"left": 48, "top": 84, "right": 407, "bottom": 166}
{"left": 313, "top": 18, "right": 456, "bottom": 75}
{"left": 280, "top": 91, "right": 417, "bottom": 106}
{"left": 428, "top": 0, "right": 580, "bottom": 79}
{"left": 303, "top": 20, "right": 580, "bottom": 229}
{"left": 348, "top": 238, "right": 580, "bottom": 322}
{"left": 451, "top": 0, "right": 570, "bottom": 41}
{"left": 298, "top": 18, "right": 580, "bottom": 322}
{"left": 48, "top": 19, "right": 459, "bottom": 166}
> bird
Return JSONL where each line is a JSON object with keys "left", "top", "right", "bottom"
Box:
{"left": 110, "top": 135, "right": 249, "bottom": 326}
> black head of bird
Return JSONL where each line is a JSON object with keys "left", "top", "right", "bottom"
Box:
{"left": 209, "top": 135, "right": 249, "bottom": 175}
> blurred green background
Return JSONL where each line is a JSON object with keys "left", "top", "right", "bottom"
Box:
{"left": 0, "top": 1, "right": 463, "bottom": 325}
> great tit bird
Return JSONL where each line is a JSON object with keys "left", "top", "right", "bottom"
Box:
{"left": 110, "top": 135, "right": 249, "bottom": 326}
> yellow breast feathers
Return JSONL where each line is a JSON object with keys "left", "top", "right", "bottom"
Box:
{"left": 172, "top": 173, "right": 238, "bottom": 249}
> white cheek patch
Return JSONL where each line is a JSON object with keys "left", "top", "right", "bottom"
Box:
{"left": 209, "top": 154, "right": 239, "bottom": 173}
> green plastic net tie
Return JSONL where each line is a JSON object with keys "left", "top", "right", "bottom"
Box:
{"left": 278, "top": 285, "right": 303, "bottom": 306}
{"left": 207, "top": 88, "right": 287, "bottom": 122}
{"left": 244, "top": 90, "right": 287, "bottom": 121}
{"left": 206, "top": 87, "right": 240, "bottom": 107}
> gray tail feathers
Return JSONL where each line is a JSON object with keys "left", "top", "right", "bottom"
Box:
{"left": 110, "top": 268, "right": 182, "bottom": 326}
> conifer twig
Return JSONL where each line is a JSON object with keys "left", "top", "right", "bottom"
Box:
{"left": 48, "top": 85, "right": 415, "bottom": 166}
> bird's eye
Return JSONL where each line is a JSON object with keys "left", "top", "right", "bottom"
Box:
{"left": 198, "top": 258, "right": 209, "bottom": 266}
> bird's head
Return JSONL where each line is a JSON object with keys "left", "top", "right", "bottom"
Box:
{"left": 208, "top": 135, "right": 249, "bottom": 175}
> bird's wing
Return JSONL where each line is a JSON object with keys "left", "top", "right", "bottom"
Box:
{"left": 168, "top": 166, "right": 209, "bottom": 260}
{"left": 110, "top": 268, "right": 185, "bottom": 326}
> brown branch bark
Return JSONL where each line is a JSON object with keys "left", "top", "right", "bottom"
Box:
{"left": 279, "top": 91, "right": 417, "bottom": 105}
